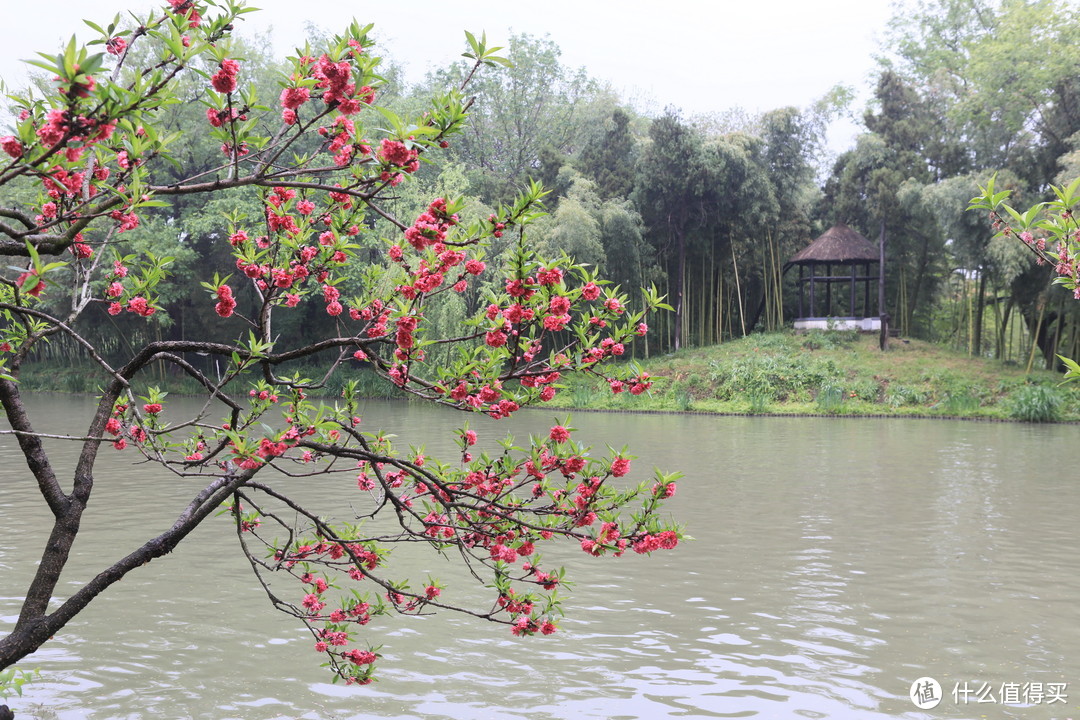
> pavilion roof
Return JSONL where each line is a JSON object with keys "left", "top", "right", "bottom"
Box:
{"left": 788, "top": 224, "right": 878, "bottom": 265}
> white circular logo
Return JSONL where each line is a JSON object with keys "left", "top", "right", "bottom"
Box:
{"left": 910, "top": 676, "right": 942, "bottom": 709}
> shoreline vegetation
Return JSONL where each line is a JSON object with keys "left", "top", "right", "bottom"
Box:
{"left": 549, "top": 331, "right": 1077, "bottom": 423}
{"left": 19, "top": 331, "right": 1078, "bottom": 423}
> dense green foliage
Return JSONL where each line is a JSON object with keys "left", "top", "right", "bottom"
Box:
{"left": 7, "top": 0, "right": 1079, "bottom": 374}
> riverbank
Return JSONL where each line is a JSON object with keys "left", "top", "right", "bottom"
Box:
{"left": 549, "top": 331, "right": 1079, "bottom": 423}
{"left": 16, "top": 331, "right": 1077, "bottom": 422}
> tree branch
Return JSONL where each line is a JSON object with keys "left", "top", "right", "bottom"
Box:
{"left": 0, "top": 379, "right": 66, "bottom": 516}
{"left": 0, "top": 469, "right": 254, "bottom": 670}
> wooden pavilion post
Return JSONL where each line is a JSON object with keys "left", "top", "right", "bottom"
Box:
{"left": 798, "top": 264, "right": 804, "bottom": 319}
{"left": 849, "top": 264, "right": 856, "bottom": 317}
{"left": 825, "top": 263, "right": 832, "bottom": 317}
{"left": 863, "top": 262, "right": 871, "bottom": 318}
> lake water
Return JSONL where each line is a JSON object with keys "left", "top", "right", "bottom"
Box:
{"left": 1, "top": 396, "right": 1078, "bottom": 719}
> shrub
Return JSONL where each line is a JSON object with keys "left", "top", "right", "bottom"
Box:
{"left": 747, "top": 392, "right": 770, "bottom": 414}
{"left": 801, "top": 330, "right": 858, "bottom": 351}
{"left": 886, "top": 385, "right": 929, "bottom": 407}
{"left": 815, "top": 383, "right": 846, "bottom": 412}
{"left": 848, "top": 378, "right": 881, "bottom": 403}
{"left": 710, "top": 354, "right": 842, "bottom": 402}
{"left": 1007, "top": 384, "right": 1063, "bottom": 422}
{"left": 940, "top": 391, "right": 981, "bottom": 415}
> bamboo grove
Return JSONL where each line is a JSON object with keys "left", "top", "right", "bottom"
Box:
{"left": 8, "top": 0, "right": 1080, "bottom": 372}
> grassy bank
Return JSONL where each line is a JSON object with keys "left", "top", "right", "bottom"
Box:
{"left": 549, "top": 331, "right": 1080, "bottom": 422}
{"left": 16, "top": 331, "right": 1078, "bottom": 422}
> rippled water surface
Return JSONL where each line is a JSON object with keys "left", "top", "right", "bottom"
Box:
{"left": 2, "top": 396, "right": 1079, "bottom": 719}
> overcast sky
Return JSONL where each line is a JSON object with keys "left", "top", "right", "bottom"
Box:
{"left": 0, "top": 0, "right": 904, "bottom": 149}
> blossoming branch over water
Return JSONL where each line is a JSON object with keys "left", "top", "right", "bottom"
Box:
{"left": 0, "top": 0, "right": 679, "bottom": 691}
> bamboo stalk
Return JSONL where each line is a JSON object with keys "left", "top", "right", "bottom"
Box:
{"left": 1026, "top": 297, "right": 1046, "bottom": 374}
{"left": 731, "top": 243, "right": 746, "bottom": 336}
{"left": 777, "top": 234, "right": 783, "bottom": 327}
{"left": 717, "top": 266, "right": 724, "bottom": 343}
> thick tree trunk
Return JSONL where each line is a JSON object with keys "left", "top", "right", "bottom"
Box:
{"left": 0, "top": 472, "right": 249, "bottom": 670}
{"left": 1, "top": 368, "right": 252, "bottom": 670}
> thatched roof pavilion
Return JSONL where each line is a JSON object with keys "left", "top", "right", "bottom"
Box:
{"left": 789, "top": 223, "right": 879, "bottom": 265}
{"left": 787, "top": 224, "right": 882, "bottom": 331}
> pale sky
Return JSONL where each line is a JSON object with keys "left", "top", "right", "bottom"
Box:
{"left": 0, "top": 0, "right": 903, "bottom": 150}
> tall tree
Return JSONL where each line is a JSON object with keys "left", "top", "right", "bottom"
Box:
{"left": 634, "top": 110, "right": 706, "bottom": 350}
{"left": 823, "top": 70, "right": 951, "bottom": 336}
{"left": 530, "top": 173, "right": 657, "bottom": 311}
{"left": 426, "top": 34, "right": 613, "bottom": 203}
{"left": 577, "top": 107, "right": 639, "bottom": 200}
{"left": 919, "top": 172, "right": 1031, "bottom": 354}
{"left": 885, "top": 0, "right": 1080, "bottom": 183}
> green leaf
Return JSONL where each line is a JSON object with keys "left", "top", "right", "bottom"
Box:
{"left": 374, "top": 106, "right": 404, "bottom": 135}
{"left": 1021, "top": 204, "right": 1044, "bottom": 226}
{"left": 1057, "top": 354, "right": 1080, "bottom": 383}
{"left": 24, "top": 240, "right": 40, "bottom": 273}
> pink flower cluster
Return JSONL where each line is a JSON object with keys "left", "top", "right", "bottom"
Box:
{"left": 281, "top": 53, "right": 371, "bottom": 120}
{"left": 653, "top": 481, "right": 677, "bottom": 499}
{"left": 549, "top": 425, "right": 571, "bottom": 443}
{"left": 206, "top": 107, "right": 240, "bottom": 128}
{"left": 319, "top": 115, "right": 368, "bottom": 166}
{"left": 445, "top": 378, "right": 521, "bottom": 418}
{"left": 378, "top": 138, "right": 418, "bottom": 169}
{"left": 312, "top": 55, "right": 354, "bottom": 107}
{"left": 403, "top": 198, "right": 456, "bottom": 250}
{"left": 215, "top": 284, "right": 236, "bottom": 317}
{"left": 395, "top": 314, "right": 418, "bottom": 351}
{"left": 632, "top": 531, "right": 679, "bottom": 553}
{"left": 101, "top": 260, "right": 154, "bottom": 318}
{"left": 518, "top": 370, "right": 559, "bottom": 402}
{"left": 70, "top": 240, "right": 93, "bottom": 259}
{"left": 16, "top": 102, "right": 116, "bottom": 170}
{"left": 57, "top": 71, "right": 95, "bottom": 100}
{"left": 126, "top": 296, "right": 155, "bottom": 317}
{"left": 103, "top": 401, "right": 137, "bottom": 451}
{"left": 15, "top": 269, "right": 44, "bottom": 297}
{"left": 109, "top": 208, "right": 140, "bottom": 233}
{"left": 229, "top": 187, "right": 366, "bottom": 302}
{"left": 0, "top": 136, "right": 23, "bottom": 159}
{"left": 168, "top": 0, "right": 201, "bottom": 27}
{"left": 210, "top": 59, "right": 240, "bottom": 94}
{"left": 279, "top": 86, "right": 310, "bottom": 125}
